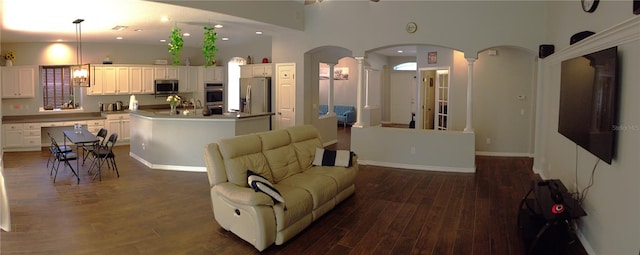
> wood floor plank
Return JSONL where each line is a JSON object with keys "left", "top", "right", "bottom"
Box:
{"left": 0, "top": 138, "right": 587, "bottom": 255}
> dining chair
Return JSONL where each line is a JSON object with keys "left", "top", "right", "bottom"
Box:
{"left": 46, "top": 132, "right": 72, "bottom": 170}
{"left": 81, "top": 128, "right": 107, "bottom": 165}
{"left": 88, "top": 133, "right": 119, "bottom": 181}
{"left": 50, "top": 136, "right": 79, "bottom": 184}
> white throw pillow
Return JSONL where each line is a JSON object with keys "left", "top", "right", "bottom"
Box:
{"left": 247, "top": 170, "right": 286, "bottom": 209}
{"left": 312, "top": 148, "right": 353, "bottom": 167}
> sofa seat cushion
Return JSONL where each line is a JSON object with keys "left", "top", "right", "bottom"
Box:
{"left": 277, "top": 173, "right": 337, "bottom": 209}
{"left": 272, "top": 184, "right": 313, "bottom": 231}
{"left": 304, "top": 166, "right": 357, "bottom": 192}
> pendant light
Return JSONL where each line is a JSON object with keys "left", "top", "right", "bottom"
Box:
{"left": 71, "top": 19, "right": 90, "bottom": 87}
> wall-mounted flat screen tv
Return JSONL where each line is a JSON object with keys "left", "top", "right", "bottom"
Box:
{"left": 558, "top": 46, "right": 619, "bottom": 164}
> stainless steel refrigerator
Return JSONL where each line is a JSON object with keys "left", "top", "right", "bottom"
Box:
{"left": 239, "top": 77, "right": 272, "bottom": 114}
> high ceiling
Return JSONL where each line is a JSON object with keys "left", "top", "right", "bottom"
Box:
{"left": 1, "top": 0, "right": 419, "bottom": 57}
{"left": 1, "top": 0, "right": 293, "bottom": 48}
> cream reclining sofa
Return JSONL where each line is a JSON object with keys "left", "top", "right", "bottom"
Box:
{"left": 203, "top": 125, "right": 358, "bottom": 251}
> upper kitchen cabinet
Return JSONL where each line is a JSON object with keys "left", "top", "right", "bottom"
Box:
{"left": 89, "top": 65, "right": 130, "bottom": 95}
{"left": 240, "top": 64, "right": 272, "bottom": 78}
{"left": 1, "top": 65, "right": 36, "bottom": 99}
{"left": 203, "top": 66, "right": 225, "bottom": 83}
{"left": 130, "top": 66, "right": 154, "bottom": 94}
{"left": 154, "top": 66, "right": 179, "bottom": 80}
{"left": 179, "top": 66, "right": 199, "bottom": 93}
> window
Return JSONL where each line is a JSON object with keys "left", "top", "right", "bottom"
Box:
{"left": 42, "top": 65, "right": 77, "bottom": 109}
{"left": 393, "top": 62, "right": 417, "bottom": 71}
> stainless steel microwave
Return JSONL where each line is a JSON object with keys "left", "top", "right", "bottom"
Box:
{"left": 155, "top": 79, "right": 179, "bottom": 95}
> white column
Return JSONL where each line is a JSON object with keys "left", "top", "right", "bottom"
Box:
{"left": 464, "top": 57, "right": 476, "bottom": 133}
{"left": 328, "top": 64, "right": 335, "bottom": 115}
{"left": 353, "top": 56, "right": 365, "bottom": 128}
{"left": 364, "top": 68, "right": 370, "bottom": 108}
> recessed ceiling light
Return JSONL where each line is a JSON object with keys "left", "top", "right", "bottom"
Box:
{"left": 183, "top": 33, "right": 191, "bottom": 37}
{"left": 116, "top": 37, "right": 123, "bottom": 40}
{"left": 214, "top": 24, "right": 223, "bottom": 28}
{"left": 160, "top": 17, "right": 170, "bottom": 22}
{"left": 221, "top": 37, "right": 229, "bottom": 41}
{"left": 160, "top": 39, "right": 167, "bottom": 42}
{"left": 134, "top": 29, "right": 143, "bottom": 32}
{"left": 255, "top": 31, "right": 263, "bottom": 35}
{"left": 397, "top": 50, "right": 404, "bottom": 53}
{"left": 112, "top": 25, "right": 128, "bottom": 31}
{"left": 56, "top": 39, "right": 63, "bottom": 42}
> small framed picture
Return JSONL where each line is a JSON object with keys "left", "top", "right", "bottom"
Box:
{"left": 428, "top": 52, "right": 437, "bottom": 64}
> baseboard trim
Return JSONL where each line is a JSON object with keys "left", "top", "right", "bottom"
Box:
{"left": 532, "top": 166, "right": 546, "bottom": 179}
{"left": 357, "top": 159, "right": 476, "bottom": 173}
{"left": 576, "top": 225, "right": 597, "bottom": 255}
{"left": 475, "top": 151, "right": 534, "bottom": 157}
{"left": 129, "top": 152, "right": 206, "bottom": 172}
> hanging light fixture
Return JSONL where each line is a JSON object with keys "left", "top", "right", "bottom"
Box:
{"left": 71, "top": 19, "right": 90, "bottom": 87}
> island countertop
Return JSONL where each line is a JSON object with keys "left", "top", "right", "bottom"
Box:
{"left": 129, "top": 109, "right": 275, "bottom": 120}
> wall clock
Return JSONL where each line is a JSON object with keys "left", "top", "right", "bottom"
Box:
{"left": 406, "top": 22, "right": 417, "bottom": 34}
{"left": 581, "top": 0, "right": 599, "bottom": 13}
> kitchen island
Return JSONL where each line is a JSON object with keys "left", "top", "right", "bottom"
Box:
{"left": 129, "top": 110, "right": 273, "bottom": 171}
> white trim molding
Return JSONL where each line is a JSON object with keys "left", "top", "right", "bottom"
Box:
{"left": 357, "top": 159, "right": 476, "bottom": 173}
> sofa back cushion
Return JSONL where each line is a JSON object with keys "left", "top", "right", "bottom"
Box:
{"left": 259, "top": 130, "right": 301, "bottom": 183}
{"left": 217, "top": 134, "right": 273, "bottom": 186}
{"left": 287, "top": 125, "right": 323, "bottom": 170}
{"left": 318, "top": 105, "right": 328, "bottom": 115}
{"left": 334, "top": 105, "right": 355, "bottom": 115}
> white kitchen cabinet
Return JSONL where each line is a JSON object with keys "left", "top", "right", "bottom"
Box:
{"left": 154, "top": 66, "right": 179, "bottom": 80}
{"left": 129, "top": 66, "right": 154, "bottom": 94}
{"left": 3, "top": 123, "right": 41, "bottom": 150}
{"left": 89, "top": 65, "right": 130, "bottom": 95}
{"left": 90, "top": 65, "right": 116, "bottom": 95}
{"left": 179, "top": 66, "right": 199, "bottom": 93}
{"left": 240, "top": 64, "right": 272, "bottom": 78}
{"left": 1, "top": 66, "right": 36, "bottom": 98}
{"left": 203, "top": 66, "right": 224, "bottom": 83}
{"left": 106, "top": 113, "right": 130, "bottom": 142}
{"left": 87, "top": 119, "right": 106, "bottom": 135}
{"left": 116, "top": 66, "right": 130, "bottom": 94}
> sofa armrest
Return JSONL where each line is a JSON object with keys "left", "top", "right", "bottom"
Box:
{"left": 213, "top": 182, "right": 275, "bottom": 207}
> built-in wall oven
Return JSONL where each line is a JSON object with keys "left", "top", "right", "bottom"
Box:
{"left": 205, "top": 82, "right": 224, "bottom": 114}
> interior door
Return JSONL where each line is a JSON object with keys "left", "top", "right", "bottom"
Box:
{"left": 420, "top": 70, "right": 436, "bottom": 129}
{"left": 275, "top": 63, "right": 296, "bottom": 130}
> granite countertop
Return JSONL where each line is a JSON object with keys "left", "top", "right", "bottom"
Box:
{"left": 130, "top": 109, "right": 275, "bottom": 120}
{"left": 2, "top": 112, "right": 106, "bottom": 124}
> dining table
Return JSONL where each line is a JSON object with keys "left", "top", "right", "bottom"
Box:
{"left": 63, "top": 127, "right": 99, "bottom": 176}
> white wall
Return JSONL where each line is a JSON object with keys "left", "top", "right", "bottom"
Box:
{"left": 318, "top": 57, "right": 358, "bottom": 107}
{"left": 537, "top": 1, "right": 639, "bottom": 253}
{"left": 351, "top": 127, "right": 475, "bottom": 172}
{"left": 474, "top": 47, "right": 536, "bottom": 155}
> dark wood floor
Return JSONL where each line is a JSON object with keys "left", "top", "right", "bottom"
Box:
{"left": 1, "top": 128, "right": 587, "bottom": 255}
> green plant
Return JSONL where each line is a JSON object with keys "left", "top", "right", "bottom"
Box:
{"left": 168, "top": 27, "right": 184, "bottom": 65}
{"left": 203, "top": 26, "right": 218, "bottom": 67}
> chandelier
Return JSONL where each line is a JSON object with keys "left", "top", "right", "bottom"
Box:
{"left": 71, "top": 19, "right": 90, "bottom": 87}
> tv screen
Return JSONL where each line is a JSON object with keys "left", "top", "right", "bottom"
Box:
{"left": 558, "top": 46, "right": 618, "bottom": 164}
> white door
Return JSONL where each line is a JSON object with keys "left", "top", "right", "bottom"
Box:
{"left": 275, "top": 63, "right": 296, "bottom": 130}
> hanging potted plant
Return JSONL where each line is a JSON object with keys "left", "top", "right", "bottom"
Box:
{"left": 203, "top": 26, "right": 218, "bottom": 67}
{"left": 168, "top": 26, "right": 184, "bottom": 65}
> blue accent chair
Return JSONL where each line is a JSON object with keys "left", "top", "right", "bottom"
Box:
{"left": 318, "top": 105, "right": 356, "bottom": 127}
